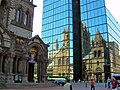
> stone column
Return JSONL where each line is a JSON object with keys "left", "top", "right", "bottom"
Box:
{"left": 0, "top": 54, "right": 4, "bottom": 73}
{"left": 42, "top": 62, "right": 48, "bottom": 82}
{"left": 41, "top": 62, "right": 45, "bottom": 82}
{"left": 15, "top": 56, "right": 19, "bottom": 73}
{"left": 9, "top": 59, "right": 13, "bottom": 74}
{"left": 22, "top": 55, "right": 29, "bottom": 83}
{"left": 6, "top": 53, "right": 14, "bottom": 83}
{"left": 37, "top": 59, "right": 42, "bottom": 82}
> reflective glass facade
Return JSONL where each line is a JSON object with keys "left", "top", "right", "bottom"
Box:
{"left": 42, "top": 0, "right": 120, "bottom": 82}
{"left": 42, "top": 0, "right": 74, "bottom": 80}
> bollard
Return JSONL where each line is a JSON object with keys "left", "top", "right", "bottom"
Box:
{"left": 85, "top": 81, "right": 87, "bottom": 87}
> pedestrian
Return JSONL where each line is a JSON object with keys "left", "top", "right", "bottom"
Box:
{"left": 112, "top": 76, "right": 118, "bottom": 90}
{"left": 78, "top": 79, "right": 81, "bottom": 83}
{"left": 64, "top": 79, "right": 72, "bottom": 90}
{"left": 107, "top": 77, "right": 111, "bottom": 88}
{"left": 91, "top": 79, "right": 95, "bottom": 90}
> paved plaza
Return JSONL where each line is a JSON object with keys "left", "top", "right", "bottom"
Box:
{"left": 0, "top": 86, "right": 115, "bottom": 90}
{"left": 1, "top": 82, "right": 120, "bottom": 90}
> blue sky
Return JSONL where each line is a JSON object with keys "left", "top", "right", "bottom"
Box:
{"left": 33, "top": 0, "right": 120, "bottom": 37}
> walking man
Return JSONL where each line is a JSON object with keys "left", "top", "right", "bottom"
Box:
{"left": 64, "top": 79, "right": 72, "bottom": 90}
{"left": 107, "top": 77, "right": 111, "bottom": 88}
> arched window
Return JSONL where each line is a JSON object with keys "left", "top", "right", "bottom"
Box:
{"left": 23, "top": 12, "right": 28, "bottom": 25}
{"left": 29, "top": 0, "right": 33, "bottom": 2}
{"left": 16, "top": 9, "right": 20, "bottom": 23}
{"left": 98, "top": 50, "right": 101, "bottom": 57}
{"left": 58, "top": 59, "right": 61, "bottom": 65}
{"left": 62, "top": 56, "right": 65, "bottom": 64}
{"left": 97, "top": 61, "right": 99, "bottom": 66}
{"left": 94, "top": 51, "right": 97, "bottom": 57}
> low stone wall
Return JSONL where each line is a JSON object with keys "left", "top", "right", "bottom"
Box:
{"left": 0, "top": 82, "right": 57, "bottom": 89}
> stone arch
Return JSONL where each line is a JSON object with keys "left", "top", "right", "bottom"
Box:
{"left": 95, "top": 67, "right": 102, "bottom": 82}
{"left": 27, "top": 43, "right": 44, "bottom": 56}
{"left": 27, "top": 43, "right": 43, "bottom": 82}
{"left": 1, "top": 0, "right": 11, "bottom": 7}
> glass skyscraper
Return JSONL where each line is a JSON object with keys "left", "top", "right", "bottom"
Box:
{"left": 42, "top": 0, "right": 120, "bottom": 82}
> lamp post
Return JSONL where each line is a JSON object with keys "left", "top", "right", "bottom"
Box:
{"left": 68, "top": 58, "right": 70, "bottom": 79}
{"left": 85, "top": 70, "right": 87, "bottom": 87}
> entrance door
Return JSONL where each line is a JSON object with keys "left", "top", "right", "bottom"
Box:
{"left": 95, "top": 73, "right": 102, "bottom": 83}
{"left": 28, "top": 63, "right": 34, "bottom": 82}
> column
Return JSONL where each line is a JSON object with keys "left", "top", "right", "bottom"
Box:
{"left": 37, "top": 60, "right": 42, "bottom": 82}
{"left": 0, "top": 54, "right": 4, "bottom": 73}
{"left": 42, "top": 62, "right": 47, "bottom": 82}
{"left": 22, "top": 55, "right": 29, "bottom": 83}
{"left": 9, "top": 58, "right": 13, "bottom": 74}
{"left": 6, "top": 54, "right": 14, "bottom": 83}
{"left": 15, "top": 56, "right": 19, "bottom": 73}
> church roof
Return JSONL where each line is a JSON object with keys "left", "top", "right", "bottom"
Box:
{"left": 94, "top": 30, "right": 103, "bottom": 42}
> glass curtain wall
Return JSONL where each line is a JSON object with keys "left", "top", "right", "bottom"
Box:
{"left": 42, "top": 0, "right": 120, "bottom": 82}
{"left": 106, "top": 8, "right": 120, "bottom": 74}
{"left": 42, "top": 0, "right": 73, "bottom": 79}
{"left": 80, "top": 0, "right": 108, "bottom": 82}
{"left": 81, "top": 0, "right": 120, "bottom": 82}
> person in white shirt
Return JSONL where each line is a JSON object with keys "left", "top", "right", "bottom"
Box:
{"left": 64, "top": 79, "right": 72, "bottom": 90}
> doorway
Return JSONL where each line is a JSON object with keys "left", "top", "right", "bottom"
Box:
{"left": 28, "top": 63, "right": 34, "bottom": 82}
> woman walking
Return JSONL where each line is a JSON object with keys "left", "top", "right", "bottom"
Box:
{"left": 91, "top": 79, "right": 95, "bottom": 90}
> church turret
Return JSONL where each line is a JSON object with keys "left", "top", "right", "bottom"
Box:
{"left": 62, "top": 29, "right": 69, "bottom": 47}
{"left": 92, "top": 30, "right": 106, "bottom": 47}
{"left": 0, "top": 0, "right": 36, "bottom": 38}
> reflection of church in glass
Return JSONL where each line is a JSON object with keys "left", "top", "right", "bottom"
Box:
{"left": 47, "top": 24, "right": 91, "bottom": 79}
{"left": 47, "top": 29, "right": 71, "bottom": 78}
{"left": 83, "top": 30, "right": 120, "bottom": 82}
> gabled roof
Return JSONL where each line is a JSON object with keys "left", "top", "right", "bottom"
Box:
{"left": 28, "top": 35, "right": 49, "bottom": 49}
{"left": 94, "top": 30, "right": 103, "bottom": 42}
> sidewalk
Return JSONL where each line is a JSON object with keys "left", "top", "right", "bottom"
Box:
{"left": 79, "top": 86, "right": 111, "bottom": 90}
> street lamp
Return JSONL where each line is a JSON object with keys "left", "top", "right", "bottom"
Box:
{"left": 85, "top": 70, "right": 88, "bottom": 87}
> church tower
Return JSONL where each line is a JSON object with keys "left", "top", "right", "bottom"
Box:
{"left": 89, "top": 30, "right": 110, "bottom": 82}
{"left": 62, "top": 29, "right": 69, "bottom": 48}
{"left": 0, "top": 0, "right": 49, "bottom": 84}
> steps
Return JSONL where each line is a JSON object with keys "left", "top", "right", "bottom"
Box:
{"left": 0, "top": 81, "right": 57, "bottom": 89}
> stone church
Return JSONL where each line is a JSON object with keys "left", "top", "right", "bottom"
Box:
{"left": 0, "top": 0, "right": 48, "bottom": 83}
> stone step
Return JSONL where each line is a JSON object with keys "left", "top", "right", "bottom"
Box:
{"left": 0, "top": 82, "right": 57, "bottom": 89}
